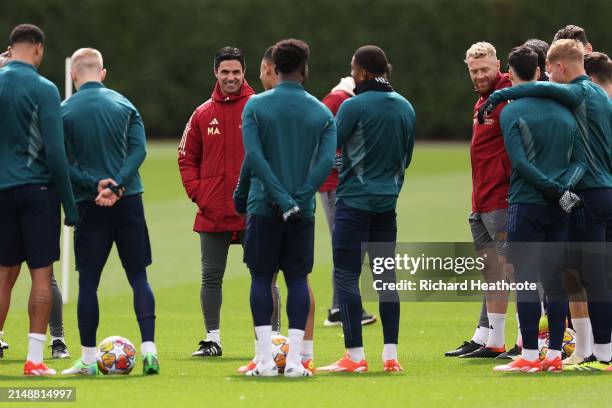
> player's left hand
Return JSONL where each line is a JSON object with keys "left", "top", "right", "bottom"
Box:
{"left": 97, "top": 178, "right": 118, "bottom": 193}
{"left": 95, "top": 188, "right": 119, "bottom": 207}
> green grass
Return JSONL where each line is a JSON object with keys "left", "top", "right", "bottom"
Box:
{"left": 1, "top": 142, "right": 609, "bottom": 408}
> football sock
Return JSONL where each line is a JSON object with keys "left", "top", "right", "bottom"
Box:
{"left": 206, "top": 329, "right": 220, "bottom": 345}
{"left": 382, "top": 343, "right": 398, "bottom": 361}
{"left": 254, "top": 326, "right": 272, "bottom": 365}
{"left": 546, "top": 349, "right": 562, "bottom": 360}
{"left": 271, "top": 283, "right": 281, "bottom": 334}
{"left": 141, "top": 341, "right": 157, "bottom": 356}
{"left": 126, "top": 269, "right": 156, "bottom": 343}
{"left": 285, "top": 275, "right": 310, "bottom": 330}
{"left": 77, "top": 268, "right": 102, "bottom": 347}
{"left": 571, "top": 318, "right": 593, "bottom": 358}
{"left": 49, "top": 276, "right": 64, "bottom": 338}
{"left": 347, "top": 347, "right": 365, "bottom": 362}
{"left": 249, "top": 271, "right": 273, "bottom": 327}
{"left": 301, "top": 340, "right": 313, "bottom": 361}
{"left": 471, "top": 326, "right": 489, "bottom": 345}
{"left": 486, "top": 313, "right": 506, "bottom": 348}
{"left": 330, "top": 308, "right": 340, "bottom": 314}
{"left": 82, "top": 346, "right": 97, "bottom": 365}
{"left": 593, "top": 342, "right": 611, "bottom": 363}
{"left": 587, "top": 300, "right": 612, "bottom": 346}
{"left": 51, "top": 336, "right": 64, "bottom": 343}
{"left": 477, "top": 298, "right": 489, "bottom": 328}
{"left": 0, "top": 330, "right": 4, "bottom": 337}
{"left": 521, "top": 348, "right": 539, "bottom": 362}
{"left": 287, "top": 329, "right": 305, "bottom": 367}
{"left": 546, "top": 302, "right": 568, "bottom": 351}
{"left": 27, "top": 333, "right": 46, "bottom": 364}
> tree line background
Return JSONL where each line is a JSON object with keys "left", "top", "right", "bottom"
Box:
{"left": 1, "top": 0, "right": 610, "bottom": 140}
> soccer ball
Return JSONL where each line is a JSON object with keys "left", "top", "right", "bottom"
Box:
{"left": 271, "top": 335, "right": 290, "bottom": 373}
{"left": 562, "top": 328, "right": 576, "bottom": 358}
{"left": 96, "top": 336, "right": 137, "bottom": 375}
{"left": 538, "top": 328, "right": 576, "bottom": 359}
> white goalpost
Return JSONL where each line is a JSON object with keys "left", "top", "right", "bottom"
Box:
{"left": 60, "top": 57, "right": 72, "bottom": 304}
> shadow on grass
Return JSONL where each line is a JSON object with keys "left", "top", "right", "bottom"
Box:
{"left": 229, "top": 371, "right": 406, "bottom": 381}
{"left": 174, "top": 356, "right": 251, "bottom": 363}
{"left": 455, "top": 359, "right": 500, "bottom": 366}
{"left": 0, "top": 374, "right": 152, "bottom": 381}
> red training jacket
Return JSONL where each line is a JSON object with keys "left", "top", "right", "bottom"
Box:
{"left": 320, "top": 89, "right": 352, "bottom": 192}
{"left": 178, "top": 81, "right": 255, "bottom": 232}
{"left": 470, "top": 72, "right": 512, "bottom": 213}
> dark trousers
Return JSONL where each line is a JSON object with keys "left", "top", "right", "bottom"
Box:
{"left": 508, "top": 203, "right": 569, "bottom": 351}
{"left": 333, "top": 200, "right": 399, "bottom": 348}
{"left": 570, "top": 188, "right": 612, "bottom": 345}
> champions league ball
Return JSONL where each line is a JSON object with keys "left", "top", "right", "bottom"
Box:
{"left": 539, "top": 328, "right": 576, "bottom": 360}
{"left": 271, "top": 335, "right": 290, "bottom": 373}
{"left": 562, "top": 328, "right": 576, "bottom": 358}
{"left": 96, "top": 336, "right": 137, "bottom": 375}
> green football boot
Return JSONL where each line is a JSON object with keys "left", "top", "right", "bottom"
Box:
{"left": 61, "top": 359, "right": 99, "bottom": 375}
{"left": 143, "top": 353, "right": 160, "bottom": 375}
{"left": 563, "top": 355, "right": 611, "bottom": 372}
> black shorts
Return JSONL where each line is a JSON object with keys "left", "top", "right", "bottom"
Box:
{"left": 243, "top": 214, "right": 314, "bottom": 277}
{"left": 74, "top": 194, "right": 152, "bottom": 273}
{"left": 0, "top": 184, "right": 61, "bottom": 269}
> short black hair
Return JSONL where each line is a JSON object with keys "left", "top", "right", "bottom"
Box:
{"left": 524, "top": 39, "right": 549, "bottom": 73}
{"left": 353, "top": 45, "right": 388, "bottom": 75}
{"left": 262, "top": 46, "right": 274, "bottom": 62}
{"left": 213, "top": 46, "right": 245, "bottom": 71}
{"left": 385, "top": 63, "right": 393, "bottom": 77}
{"left": 9, "top": 24, "right": 44, "bottom": 46}
{"left": 272, "top": 39, "right": 310, "bottom": 75}
{"left": 553, "top": 25, "right": 589, "bottom": 45}
{"left": 584, "top": 52, "right": 612, "bottom": 84}
{"left": 508, "top": 46, "right": 538, "bottom": 81}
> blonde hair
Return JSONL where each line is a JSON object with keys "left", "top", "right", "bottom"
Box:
{"left": 547, "top": 39, "right": 584, "bottom": 64}
{"left": 70, "top": 48, "right": 103, "bottom": 74}
{"left": 465, "top": 42, "right": 497, "bottom": 63}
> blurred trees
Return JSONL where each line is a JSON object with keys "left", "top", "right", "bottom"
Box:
{"left": 1, "top": 0, "right": 609, "bottom": 140}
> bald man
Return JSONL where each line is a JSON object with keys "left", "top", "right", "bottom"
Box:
{"left": 60, "top": 48, "right": 158, "bottom": 375}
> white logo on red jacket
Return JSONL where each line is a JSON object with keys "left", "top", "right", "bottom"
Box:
{"left": 208, "top": 118, "right": 221, "bottom": 135}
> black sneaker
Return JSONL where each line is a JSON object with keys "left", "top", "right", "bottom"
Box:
{"left": 324, "top": 309, "right": 341, "bottom": 327}
{"left": 496, "top": 344, "right": 521, "bottom": 360}
{"left": 191, "top": 340, "right": 222, "bottom": 357}
{"left": 49, "top": 339, "right": 70, "bottom": 359}
{"left": 459, "top": 345, "right": 506, "bottom": 359}
{"left": 444, "top": 340, "right": 483, "bottom": 357}
{"left": 361, "top": 310, "right": 377, "bottom": 326}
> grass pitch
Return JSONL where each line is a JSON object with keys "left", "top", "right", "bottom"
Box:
{"left": 1, "top": 142, "right": 609, "bottom": 407}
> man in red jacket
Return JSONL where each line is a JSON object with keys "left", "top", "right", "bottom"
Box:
{"left": 178, "top": 47, "right": 258, "bottom": 357}
{"left": 446, "top": 42, "right": 516, "bottom": 359}
{"left": 320, "top": 76, "right": 377, "bottom": 328}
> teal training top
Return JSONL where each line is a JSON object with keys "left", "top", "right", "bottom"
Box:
{"left": 0, "top": 61, "right": 78, "bottom": 223}
{"left": 240, "top": 81, "right": 336, "bottom": 217}
{"left": 500, "top": 96, "right": 586, "bottom": 205}
{"left": 61, "top": 81, "right": 146, "bottom": 203}
{"left": 335, "top": 89, "right": 415, "bottom": 212}
{"left": 488, "top": 76, "right": 612, "bottom": 190}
